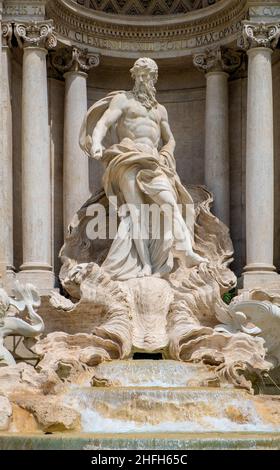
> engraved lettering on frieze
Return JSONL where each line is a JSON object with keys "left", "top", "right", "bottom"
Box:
{"left": 3, "top": 5, "right": 44, "bottom": 17}
{"left": 195, "top": 20, "right": 243, "bottom": 48}
{"left": 250, "top": 6, "right": 280, "bottom": 18}
{"left": 55, "top": 17, "right": 243, "bottom": 53}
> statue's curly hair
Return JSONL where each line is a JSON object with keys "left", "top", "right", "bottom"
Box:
{"left": 130, "top": 57, "right": 158, "bottom": 83}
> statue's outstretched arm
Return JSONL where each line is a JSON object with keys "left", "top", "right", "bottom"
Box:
{"left": 91, "top": 93, "right": 126, "bottom": 160}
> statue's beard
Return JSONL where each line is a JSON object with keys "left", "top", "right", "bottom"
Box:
{"left": 132, "top": 80, "right": 157, "bottom": 109}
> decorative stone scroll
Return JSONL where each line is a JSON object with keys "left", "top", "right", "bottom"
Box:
{"left": 1, "top": 22, "right": 13, "bottom": 47}
{"left": 51, "top": 46, "right": 100, "bottom": 74}
{"left": 14, "top": 20, "right": 57, "bottom": 49}
{"left": 193, "top": 46, "right": 242, "bottom": 74}
{"left": 241, "top": 21, "right": 280, "bottom": 50}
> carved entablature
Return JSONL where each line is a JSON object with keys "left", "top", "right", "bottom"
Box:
{"left": 51, "top": 46, "right": 100, "bottom": 75}
{"left": 14, "top": 20, "right": 57, "bottom": 49}
{"left": 44, "top": 0, "right": 247, "bottom": 59}
{"left": 2, "top": 22, "right": 13, "bottom": 48}
{"left": 193, "top": 46, "right": 242, "bottom": 74}
{"left": 241, "top": 21, "right": 280, "bottom": 50}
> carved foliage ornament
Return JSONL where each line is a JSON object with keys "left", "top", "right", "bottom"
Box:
{"left": 193, "top": 46, "right": 242, "bottom": 74}
{"left": 14, "top": 20, "right": 57, "bottom": 49}
{"left": 241, "top": 21, "right": 280, "bottom": 50}
{"left": 51, "top": 47, "right": 100, "bottom": 74}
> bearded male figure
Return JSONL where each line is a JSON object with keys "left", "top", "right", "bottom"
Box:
{"left": 80, "top": 58, "right": 207, "bottom": 280}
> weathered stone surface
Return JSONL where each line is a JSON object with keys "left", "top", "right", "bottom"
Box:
{"left": 13, "top": 396, "right": 81, "bottom": 432}
{"left": 0, "top": 395, "right": 12, "bottom": 431}
{"left": 0, "top": 282, "right": 44, "bottom": 366}
{"left": 254, "top": 395, "right": 280, "bottom": 426}
{"left": 43, "top": 183, "right": 271, "bottom": 392}
{"left": 231, "top": 289, "right": 280, "bottom": 367}
{"left": 0, "top": 363, "right": 61, "bottom": 396}
{"left": 10, "top": 404, "right": 39, "bottom": 433}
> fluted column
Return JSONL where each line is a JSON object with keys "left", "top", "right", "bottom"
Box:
{"left": 241, "top": 22, "right": 280, "bottom": 289}
{"left": 52, "top": 48, "right": 99, "bottom": 233}
{"left": 0, "top": 23, "right": 14, "bottom": 286}
{"left": 193, "top": 47, "right": 241, "bottom": 226}
{"left": 15, "top": 21, "right": 57, "bottom": 292}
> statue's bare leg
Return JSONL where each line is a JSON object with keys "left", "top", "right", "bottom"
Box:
{"left": 120, "top": 169, "right": 152, "bottom": 276}
{"left": 152, "top": 189, "right": 208, "bottom": 267}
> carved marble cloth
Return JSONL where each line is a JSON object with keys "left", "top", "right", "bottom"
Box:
{"left": 80, "top": 91, "right": 195, "bottom": 279}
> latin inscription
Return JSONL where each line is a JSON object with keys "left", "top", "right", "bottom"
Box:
{"left": 55, "top": 19, "right": 243, "bottom": 53}
{"left": 3, "top": 4, "right": 45, "bottom": 18}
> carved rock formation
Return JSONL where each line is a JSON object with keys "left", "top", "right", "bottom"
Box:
{"left": 33, "top": 186, "right": 274, "bottom": 392}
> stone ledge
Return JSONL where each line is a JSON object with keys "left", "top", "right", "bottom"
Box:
{"left": 0, "top": 432, "right": 280, "bottom": 450}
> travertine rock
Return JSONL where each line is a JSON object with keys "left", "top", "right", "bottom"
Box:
{"left": 38, "top": 186, "right": 273, "bottom": 392}
{"left": 13, "top": 396, "right": 81, "bottom": 432}
{"left": 0, "top": 363, "right": 61, "bottom": 396}
{"left": 22, "top": 57, "right": 278, "bottom": 394}
{"left": 0, "top": 395, "right": 12, "bottom": 431}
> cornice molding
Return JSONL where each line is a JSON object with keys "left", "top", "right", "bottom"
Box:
{"left": 45, "top": 0, "right": 248, "bottom": 58}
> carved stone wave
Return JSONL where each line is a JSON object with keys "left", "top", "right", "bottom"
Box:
{"left": 33, "top": 185, "right": 274, "bottom": 392}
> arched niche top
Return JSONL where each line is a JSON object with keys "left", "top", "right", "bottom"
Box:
{"left": 46, "top": 0, "right": 247, "bottom": 59}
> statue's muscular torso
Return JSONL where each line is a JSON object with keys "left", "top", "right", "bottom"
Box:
{"left": 91, "top": 90, "right": 173, "bottom": 160}
{"left": 116, "top": 94, "right": 162, "bottom": 151}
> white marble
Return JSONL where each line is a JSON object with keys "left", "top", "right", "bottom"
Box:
{"left": 80, "top": 58, "right": 207, "bottom": 278}
{"left": 230, "top": 288, "right": 280, "bottom": 367}
{"left": 0, "top": 281, "right": 44, "bottom": 366}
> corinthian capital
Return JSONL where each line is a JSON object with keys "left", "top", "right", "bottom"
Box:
{"left": 241, "top": 21, "right": 280, "bottom": 50}
{"left": 193, "top": 46, "right": 242, "bottom": 74}
{"left": 14, "top": 20, "right": 57, "bottom": 50}
{"left": 2, "top": 22, "right": 13, "bottom": 47}
{"left": 51, "top": 47, "right": 100, "bottom": 74}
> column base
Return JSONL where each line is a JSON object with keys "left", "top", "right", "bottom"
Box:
{"left": 18, "top": 268, "right": 55, "bottom": 294}
{"left": 242, "top": 266, "right": 280, "bottom": 292}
